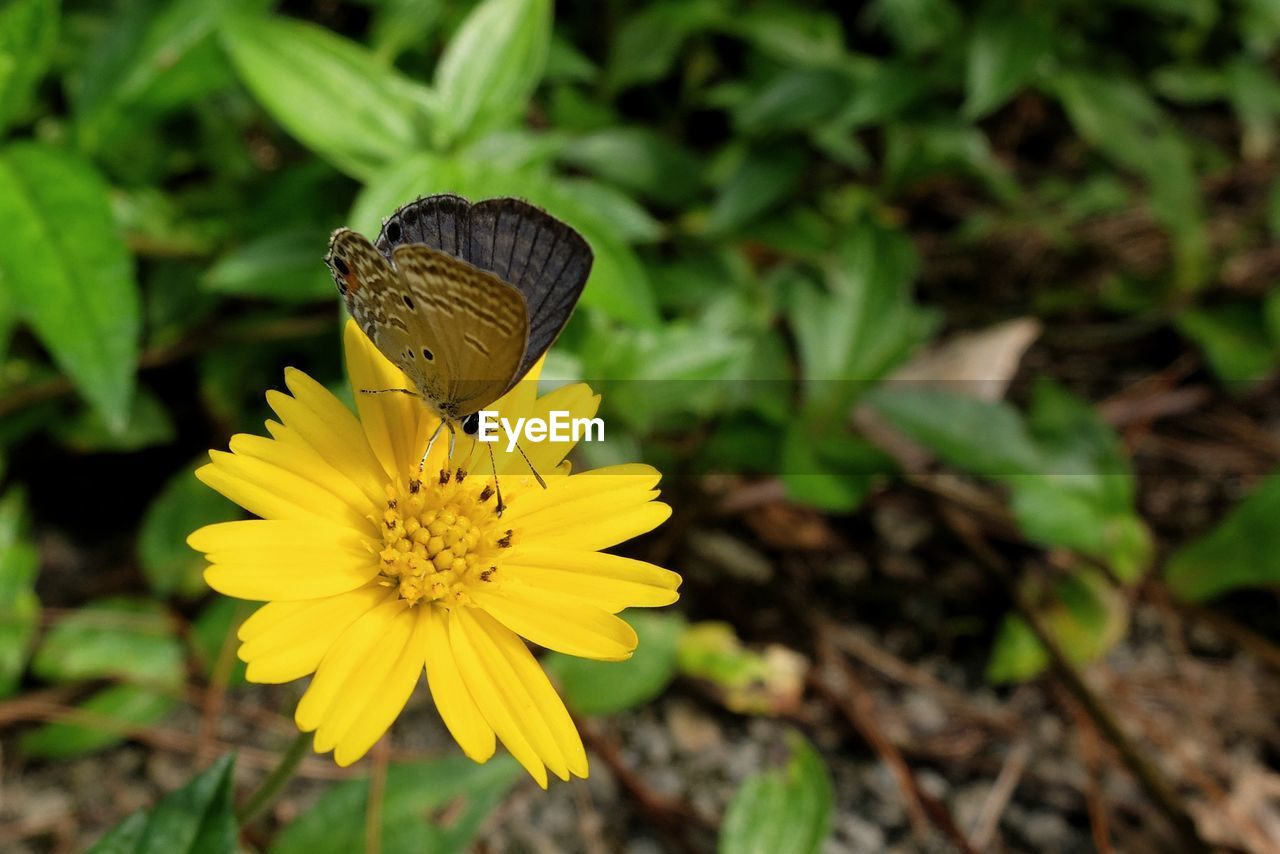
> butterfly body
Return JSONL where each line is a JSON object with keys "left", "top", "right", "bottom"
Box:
{"left": 324, "top": 195, "right": 592, "bottom": 424}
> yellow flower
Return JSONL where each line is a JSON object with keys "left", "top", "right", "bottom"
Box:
{"left": 187, "top": 320, "right": 680, "bottom": 786}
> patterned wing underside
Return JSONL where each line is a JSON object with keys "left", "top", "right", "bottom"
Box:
{"left": 374, "top": 195, "right": 592, "bottom": 385}
{"left": 325, "top": 229, "right": 529, "bottom": 419}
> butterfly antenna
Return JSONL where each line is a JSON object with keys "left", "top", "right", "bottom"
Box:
{"left": 487, "top": 442, "right": 506, "bottom": 517}
{"left": 514, "top": 441, "right": 548, "bottom": 490}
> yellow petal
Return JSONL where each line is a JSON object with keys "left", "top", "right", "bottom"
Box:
{"left": 422, "top": 605, "right": 496, "bottom": 763}
{"left": 198, "top": 451, "right": 372, "bottom": 535}
{"left": 332, "top": 607, "right": 431, "bottom": 766}
{"left": 236, "top": 587, "right": 389, "bottom": 683}
{"left": 188, "top": 519, "right": 367, "bottom": 555}
{"left": 313, "top": 603, "right": 415, "bottom": 754}
{"left": 448, "top": 608, "right": 550, "bottom": 787}
{"left": 343, "top": 319, "right": 423, "bottom": 481}
{"left": 294, "top": 595, "right": 407, "bottom": 732}
{"left": 471, "top": 586, "right": 638, "bottom": 661}
{"left": 501, "top": 546, "right": 681, "bottom": 612}
{"left": 504, "top": 464, "right": 660, "bottom": 521}
{"left": 517, "top": 502, "right": 672, "bottom": 551}
{"left": 228, "top": 432, "right": 375, "bottom": 523}
{"left": 205, "top": 558, "right": 378, "bottom": 602}
{"left": 453, "top": 607, "right": 569, "bottom": 781}
{"left": 470, "top": 609, "right": 586, "bottom": 778}
{"left": 278, "top": 367, "right": 389, "bottom": 506}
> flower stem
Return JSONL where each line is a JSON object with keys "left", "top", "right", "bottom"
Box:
{"left": 236, "top": 731, "right": 311, "bottom": 826}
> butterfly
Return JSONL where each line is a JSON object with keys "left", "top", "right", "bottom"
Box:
{"left": 324, "top": 194, "right": 593, "bottom": 477}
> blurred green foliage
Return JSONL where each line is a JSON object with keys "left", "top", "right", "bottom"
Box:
{"left": 0, "top": 0, "right": 1279, "bottom": 848}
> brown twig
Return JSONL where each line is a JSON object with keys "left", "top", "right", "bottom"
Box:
{"left": 1061, "top": 688, "right": 1115, "bottom": 854}
{"left": 824, "top": 623, "right": 1013, "bottom": 731}
{"left": 967, "top": 741, "right": 1030, "bottom": 850}
{"left": 937, "top": 505, "right": 1211, "bottom": 852}
{"left": 573, "top": 715, "right": 713, "bottom": 850}
{"left": 811, "top": 622, "right": 978, "bottom": 854}
{"left": 196, "top": 603, "right": 248, "bottom": 764}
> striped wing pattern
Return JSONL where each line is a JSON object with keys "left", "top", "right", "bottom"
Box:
{"left": 324, "top": 229, "right": 529, "bottom": 419}
{"left": 374, "top": 195, "right": 593, "bottom": 385}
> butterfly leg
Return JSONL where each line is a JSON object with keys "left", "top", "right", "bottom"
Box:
{"left": 360, "top": 388, "right": 419, "bottom": 396}
{"left": 417, "top": 418, "right": 446, "bottom": 475}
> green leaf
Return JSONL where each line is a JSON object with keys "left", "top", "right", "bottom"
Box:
{"left": 0, "top": 142, "right": 140, "bottom": 432}
{"left": 432, "top": 0, "right": 551, "bottom": 148}
{"left": 32, "top": 598, "right": 185, "bottom": 687}
{"left": 139, "top": 464, "right": 240, "bottom": 598}
{"left": 1165, "top": 473, "right": 1280, "bottom": 601}
{"left": 1054, "top": 71, "right": 1207, "bottom": 292}
{"left": 1225, "top": 58, "right": 1280, "bottom": 159}
{"left": 882, "top": 121, "right": 1017, "bottom": 201}
{"left": 72, "top": 0, "right": 243, "bottom": 150}
{"left": 550, "top": 179, "right": 663, "bottom": 244}
{"left": 1176, "top": 302, "right": 1280, "bottom": 386}
{"left": 370, "top": 0, "right": 444, "bottom": 62}
{"left": 719, "top": 731, "right": 834, "bottom": 854}
{"left": 544, "top": 612, "right": 684, "bottom": 715}
{"left": 1016, "top": 380, "right": 1151, "bottom": 581}
{"left": 963, "top": 0, "right": 1052, "bottom": 119}
{"left": 0, "top": 0, "right": 57, "bottom": 135}
{"left": 868, "top": 0, "right": 961, "bottom": 56}
{"left": 706, "top": 144, "right": 808, "bottom": 235}
{"left": 605, "top": 0, "right": 723, "bottom": 93}
{"left": 21, "top": 683, "right": 178, "bottom": 758}
{"left": 987, "top": 569, "right": 1128, "bottom": 683}
{"left": 735, "top": 69, "right": 850, "bottom": 135}
{"left": 871, "top": 381, "right": 1150, "bottom": 579}
{"left": 781, "top": 421, "right": 885, "bottom": 512}
{"left": 560, "top": 127, "right": 703, "bottom": 207}
{"left": 789, "top": 226, "right": 937, "bottom": 411}
{"left": 56, "top": 387, "right": 176, "bottom": 453}
{"left": 726, "top": 5, "right": 845, "bottom": 68}
{"left": 203, "top": 229, "right": 333, "bottom": 302}
{"left": 270, "top": 756, "right": 521, "bottom": 854}
{"left": 868, "top": 389, "right": 1043, "bottom": 477}
{"left": 0, "top": 489, "right": 39, "bottom": 697}
{"left": 219, "top": 12, "right": 425, "bottom": 178}
{"left": 89, "top": 754, "right": 236, "bottom": 854}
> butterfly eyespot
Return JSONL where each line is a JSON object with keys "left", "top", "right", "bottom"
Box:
{"left": 421, "top": 347, "right": 434, "bottom": 361}
{"left": 333, "top": 257, "right": 349, "bottom": 276}
{"left": 385, "top": 221, "right": 403, "bottom": 242}
{"left": 402, "top": 294, "right": 414, "bottom": 310}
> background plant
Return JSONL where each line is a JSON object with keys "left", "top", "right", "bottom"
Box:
{"left": 1, "top": 0, "right": 1279, "bottom": 851}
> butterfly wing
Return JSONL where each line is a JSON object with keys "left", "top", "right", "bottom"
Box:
{"left": 376, "top": 195, "right": 593, "bottom": 386}
{"left": 387, "top": 244, "right": 528, "bottom": 418}
{"left": 325, "top": 230, "right": 529, "bottom": 419}
{"left": 326, "top": 228, "right": 406, "bottom": 358}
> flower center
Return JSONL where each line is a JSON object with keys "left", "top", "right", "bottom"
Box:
{"left": 377, "top": 470, "right": 510, "bottom": 607}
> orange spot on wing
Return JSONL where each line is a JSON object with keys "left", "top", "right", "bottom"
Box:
{"left": 345, "top": 271, "right": 361, "bottom": 293}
